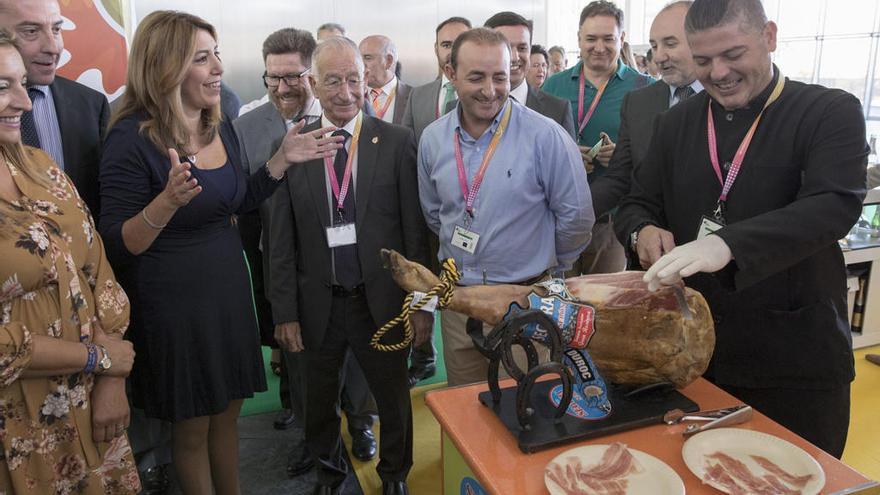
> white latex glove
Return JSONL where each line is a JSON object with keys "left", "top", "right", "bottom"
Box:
{"left": 643, "top": 235, "right": 733, "bottom": 291}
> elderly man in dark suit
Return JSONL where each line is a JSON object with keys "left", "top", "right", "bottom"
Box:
{"left": 0, "top": 0, "right": 110, "bottom": 217}
{"left": 484, "top": 11, "right": 576, "bottom": 138}
{"left": 268, "top": 36, "right": 430, "bottom": 495}
{"left": 234, "top": 28, "right": 379, "bottom": 478}
{"left": 591, "top": 0, "right": 702, "bottom": 219}
{"left": 360, "top": 35, "right": 411, "bottom": 125}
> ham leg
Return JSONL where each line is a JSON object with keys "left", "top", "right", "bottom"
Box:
{"left": 382, "top": 249, "right": 715, "bottom": 388}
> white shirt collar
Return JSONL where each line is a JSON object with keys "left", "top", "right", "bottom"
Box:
{"left": 668, "top": 79, "right": 705, "bottom": 102}
{"left": 321, "top": 110, "right": 361, "bottom": 136}
{"left": 374, "top": 76, "right": 397, "bottom": 96}
{"left": 441, "top": 74, "right": 451, "bottom": 88}
{"left": 510, "top": 80, "right": 529, "bottom": 104}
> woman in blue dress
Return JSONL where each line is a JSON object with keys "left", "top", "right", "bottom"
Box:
{"left": 98, "top": 11, "right": 340, "bottom": 494}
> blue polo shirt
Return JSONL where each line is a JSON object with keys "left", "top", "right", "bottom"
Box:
{"left": 543, "top": 60, "right": 653, "bottom": 181}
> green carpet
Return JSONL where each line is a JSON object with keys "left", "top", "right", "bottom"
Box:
{"left": 241, "top": 315, "right": 447, "bottom": 416}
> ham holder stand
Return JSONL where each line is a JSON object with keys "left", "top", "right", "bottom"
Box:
{"left": 468, "top": 306, "right": 699, "bottom": 454}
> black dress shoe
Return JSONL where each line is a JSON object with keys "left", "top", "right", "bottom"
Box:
{"left": 407, "top": 363, "right": 437, "bottom": 388}
{"left": 139, "top": 464, "right": 170, "bottom": 495}
{"left": 274, "top": 408, "right": 296, "bottom": 430}
{"left": 287, "top": 445, "right": 315, "bottom": 477}
{"left": 350, "top": 428, "right": 377, "bottom": 461}
{"left": 382, "top": 480, "right": 409, "bottom": 495}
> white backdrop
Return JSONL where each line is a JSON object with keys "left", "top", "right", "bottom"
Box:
{"left": 134, "top": 0, "right": 549, "bottom": 103}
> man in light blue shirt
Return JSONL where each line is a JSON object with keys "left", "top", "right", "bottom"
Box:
{"left": 418, "top": 28, "right": 594, "bottom": 386}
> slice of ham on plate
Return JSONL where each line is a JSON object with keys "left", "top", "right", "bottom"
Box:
{"left": 545, "top": 442, "right": 685, "bottom": 495}
{"left": 682, "top": 428, "right": 825, "bottom": 495}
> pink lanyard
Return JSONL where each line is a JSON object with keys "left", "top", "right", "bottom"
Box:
{"left": 577, "top": 68, "right": 608, "bottom": 137}
{"left": 324, "top": 113, "right": 363, "bottom": 211}
{"left": 453, "top": 103, "right": 513, "bottom": 217}
{"left": 707, "top": 74, "right": 785, "bottom": 206}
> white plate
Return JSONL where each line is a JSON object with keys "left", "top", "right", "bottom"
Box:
{"left": 682, "top": 428, "right": 825, "bottom": 495}
{"left": 545, "top": 444, "right": 685, "bottom": 495}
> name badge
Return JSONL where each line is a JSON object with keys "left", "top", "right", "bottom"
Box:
{"left": 696, "top": 215, "right": 724, "bottom": 240}
{"left": 326, "top": 223, "right": 357, "bottom": 247}
{"left": 451, "top": 225, "right": 480, "bottom": 254}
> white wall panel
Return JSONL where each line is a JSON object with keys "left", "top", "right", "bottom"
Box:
{"left": 135, "top": 0, "right": 547, "bottom": 102}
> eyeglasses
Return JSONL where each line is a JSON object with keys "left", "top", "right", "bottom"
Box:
{"left": 530, "top": 62, "right": 548, "bottom": 70}
{"left": 263, "top": 68, "right": 310, "bottom": 87}
{"left": 320, "top": 76, "right": 363, "bottom": 91}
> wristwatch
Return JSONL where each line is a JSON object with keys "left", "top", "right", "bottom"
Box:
{"left": 96, "top": 344, "right": 112, "bottom": 374}
{"left": 629, "top": 222, "right": 654, "bottom": 252}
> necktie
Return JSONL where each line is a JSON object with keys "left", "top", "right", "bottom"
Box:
{"left": 370, "top": 88, "right": 382, "bottom": 114}
{"left": 673, "top": 85, "right": 695, "bottom": 105}
{"left": 441, "top": 82, "right": 456, "bottom": 115}
{"left": 331, "top": 129, "right": 362, "bottom": 289}
{"left": 20, "top": 88, "right": 41, "bottom": 148}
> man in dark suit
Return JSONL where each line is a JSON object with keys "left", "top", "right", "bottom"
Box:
{"left": 484, "top": 11, "right": 576, "bottom": 138}
{"left": 591, "top": 0, "right": 702, "bottom": 219}
{"left": 234, "top": 28, "right": 379, "bottom": 477}
{"left": 402, "top": 16, "right": 471, "bottom": 142}
{"left": 267, "top": 36, "right": 430, "bottom": 495}
{"left": 360, "top": 35, "right": 411, "bottom": 125}
{"left": 615, "top": 0, "right": 866, "bottom": 458}
{"left": 0, "top": 0, "right": 110, "bottom": 217}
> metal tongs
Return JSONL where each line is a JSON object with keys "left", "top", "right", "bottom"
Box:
{"left": 663, "top": 404, "right": 749, "bottom": 425}
{"left": 681, "top": 406, "right": 754, "bottom": 437}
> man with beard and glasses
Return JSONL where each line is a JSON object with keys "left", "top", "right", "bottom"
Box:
{"left": 615, "top": 0, "right": 866, "bottom": 458}
{"left": 417, "top": 28, "right": 593, "bottom": 386}
{"left": 233, "top": 28, "right": 379, "bottom": 478}
{"left": 590, "top": 1, "right": 703, "bottom": 221}
{"left": 484, "top": 11, "right": 575, "bottom": 138}
{"left": 543, "top": 0, "right": 652, "bottom": 276}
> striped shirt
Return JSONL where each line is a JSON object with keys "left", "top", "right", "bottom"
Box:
{"left": 29, "top": 85, "right": 65, "bottom": 170}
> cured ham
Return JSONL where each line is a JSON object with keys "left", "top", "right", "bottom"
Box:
{"left": 702, "top": 452, "right": 814, "bottom": 494}
{"left": 545, "top": 443, "right": 643, "bottom": 495}
{"left": 382, "top": 249, "right": 714, "bottom": 387}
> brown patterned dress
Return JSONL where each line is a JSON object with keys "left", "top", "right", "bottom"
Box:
{"left": 0, "top": 148, "right": 140, "bottom": 494}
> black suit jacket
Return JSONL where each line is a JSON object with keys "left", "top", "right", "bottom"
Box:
{"left": 591, "top": 80, "right": 670, "bottom": 219}
{"left": 614, "top": 79, "right": 866, "bottom": 389}
{"left": 267, "top": 115, "right": 429, "bottom": 349}
{"left": 525, "top": 85, "right": 577, "bottom": 139}
{"left": 50, "top": 76, "right": 111, "bottom": 217}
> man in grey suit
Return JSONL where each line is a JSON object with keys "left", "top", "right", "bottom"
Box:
{"left": 591, "top": 1, "right": 702, "bottom": 223}
{"left": 484, "top": 11, "right": 576, "bottom": 138}
{"left": 360, "top": 35, "right": 411, "bottom": 125}
{"left": 233, "top": 28, "right": 378, "bottom": 478}
{"left": 402, "top": 16, "right": 471, "bottom": 142}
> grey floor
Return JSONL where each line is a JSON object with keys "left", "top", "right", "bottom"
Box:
{"left": 163, "top": 412, "right": 364, "bottom": 495}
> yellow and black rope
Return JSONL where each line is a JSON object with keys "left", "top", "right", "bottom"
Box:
{"left": 370, "top": 258, "right": 460, "bottom": 352}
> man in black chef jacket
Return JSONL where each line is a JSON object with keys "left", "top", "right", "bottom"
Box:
{"left": 614, "top": 0, "right": 867, "bottom": 458}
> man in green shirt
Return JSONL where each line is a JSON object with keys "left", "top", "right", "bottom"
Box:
{"left": 543, "top": 0, "right": 652, "bottom": 274}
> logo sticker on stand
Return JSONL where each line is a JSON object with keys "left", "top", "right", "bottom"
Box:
{"left": 549, "top": 348, "right": 612, "bottom": 420}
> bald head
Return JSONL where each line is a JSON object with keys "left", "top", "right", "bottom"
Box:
{"left": 359, "top": 34, "right": 398, "bottom": 88}
{"left": 0, "top": 0, "right": 63, "bottom": 85}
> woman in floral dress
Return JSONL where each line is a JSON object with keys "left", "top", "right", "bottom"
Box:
{"left": 0, "top": 31, "right": 140, "bottom": 493}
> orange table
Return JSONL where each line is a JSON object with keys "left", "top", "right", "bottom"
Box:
{"left": 426, "top": 378, "right": 877, "bottom": 494}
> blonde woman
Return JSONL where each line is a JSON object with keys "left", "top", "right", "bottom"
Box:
{"left": 98, "top": 11, "right": 339, "bottom": 494}
{"left": 0, "top": 29, "right": 139, "bottom": 493}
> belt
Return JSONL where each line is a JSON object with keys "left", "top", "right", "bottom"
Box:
{"left": 514, "top": 270, "right": 552, "bottom": 286}
{"left": 331, "top": 284, "right": 365, "bottom": 298}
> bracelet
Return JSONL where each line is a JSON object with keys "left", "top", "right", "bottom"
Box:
{"left": 265, "top": 162, "right": 284, "bottom": 182}
{"left": 83, "top": 343, "right": 98, "bottom": 374}
{"left": 141, "top": 208, "right": 167, "bottom": 229}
